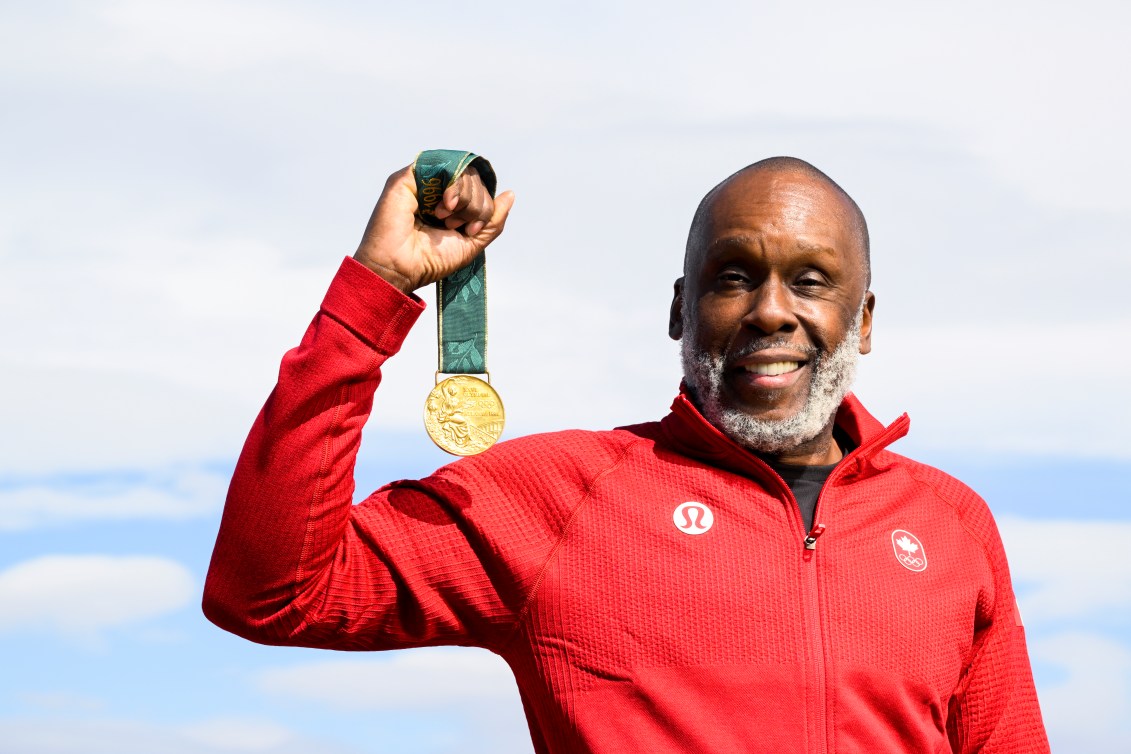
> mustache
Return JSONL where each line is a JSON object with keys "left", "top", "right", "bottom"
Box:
{"left": 723, "top": 338, "right": 820, "bottom": 366}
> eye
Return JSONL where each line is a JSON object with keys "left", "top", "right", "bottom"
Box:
{"left": 794, "top": 270, "right": 829, "bottom": 289}
{"left": 715, "top": 267, "right": 752, "bottom": 288}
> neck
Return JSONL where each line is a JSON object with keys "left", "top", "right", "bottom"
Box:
{"left": 759, "top": 423, "right": 843, "bottom": 466}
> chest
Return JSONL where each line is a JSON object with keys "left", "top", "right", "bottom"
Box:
{"left": 520, "top": 464, "right": 985, "bottom": 690}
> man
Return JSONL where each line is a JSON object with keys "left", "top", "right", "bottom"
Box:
{"left": 204, "top": 156, "right": 1049, "bottom": 752}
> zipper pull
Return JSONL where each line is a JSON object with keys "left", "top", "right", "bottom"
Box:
{"left": 803, "top": 523, "right": 826, "bottom": 551}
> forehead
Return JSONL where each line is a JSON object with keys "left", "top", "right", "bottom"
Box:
{"left": 689, "top": 169, "right": 861, "bottom": 272}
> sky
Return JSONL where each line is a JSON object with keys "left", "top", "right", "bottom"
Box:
{"left": 1, "top": 0, "right": 1129, "bottom": 751}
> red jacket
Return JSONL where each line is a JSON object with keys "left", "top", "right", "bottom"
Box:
{"left": 204, "top": 258, "right": 1049, "bottom": 753}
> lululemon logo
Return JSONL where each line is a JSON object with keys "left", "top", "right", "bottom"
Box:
{"left": 891, "top": 529, "right": 927, "bottom": 572}
{"left": 673, "top": 502, "right": 714, "bottom": 535}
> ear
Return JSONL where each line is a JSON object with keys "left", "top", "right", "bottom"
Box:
{"left": 669, "top": 278, "right": 684, "bottom": 340}
{"left": 858, "top": 291, "right": 876, "bottom": 355}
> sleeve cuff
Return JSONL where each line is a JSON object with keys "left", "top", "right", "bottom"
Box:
{"left": 320, "top": 257, "right": 427, "bottom": 355}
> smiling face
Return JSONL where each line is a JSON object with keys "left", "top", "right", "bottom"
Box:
{"left": 670, "top": 163, "right": 875, "bottom": 464}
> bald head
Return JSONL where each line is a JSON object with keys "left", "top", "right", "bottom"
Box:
{"left": 670, "top": 157, "right": 877, "bottom": 463}
{"left": 685, "top": 157, "right": 870, "bottom": 286}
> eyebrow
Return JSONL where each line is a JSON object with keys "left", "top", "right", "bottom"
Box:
{"left": 705, "top": 234, "right": 837, "bottom": 258}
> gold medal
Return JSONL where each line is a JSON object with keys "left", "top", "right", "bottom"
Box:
{"left": 423, "top": 374, "right": 506, "bottom": 456}
{"left": 414, "top": 149, "right": 504, "bottom": 456}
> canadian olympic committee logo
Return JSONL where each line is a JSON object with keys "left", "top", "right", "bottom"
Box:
{"left": 673, "top": 502, "right": 714, "bottom": 535}
{"left": 891, "top": 529, "right": 927, "bottom": 572}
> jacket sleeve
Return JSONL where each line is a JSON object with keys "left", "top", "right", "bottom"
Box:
{"left": 202, "top": 257, "right": 524, "bottom": 651}
{"left": 947, "top": 520, "right": 1050, "bottom": 753}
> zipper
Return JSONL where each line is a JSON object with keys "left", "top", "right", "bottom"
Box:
{"left": 752, "top": 416, "right": 910, "bottom": 753}
{"left": 804, "top": 523, "right": 826, "bottom": 550}
{"left": 761, "top": 463, "right": 830, "bottom": 754}
{"left": 801, "top": 518, "right": 828, "bottom": 754}
{"left": 797, "top": 446, "right": 869, "bottom": 754}
{"left": 800, "top": 459, "right": 854, "bottom": 754}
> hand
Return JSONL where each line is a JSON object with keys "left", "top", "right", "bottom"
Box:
{"left": 353, "top": 163, "right": 515, "bottom": 294}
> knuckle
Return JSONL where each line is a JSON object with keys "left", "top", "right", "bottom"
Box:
{"left": 389, "top": 165, "right": 411, "bottom": 186}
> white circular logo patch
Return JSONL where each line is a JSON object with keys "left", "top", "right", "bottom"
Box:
{"left": 673, "top": 502, "right": 714, "bottom": 535}
{"left": 891, "top": 529, "right": 927, "bottom": 572}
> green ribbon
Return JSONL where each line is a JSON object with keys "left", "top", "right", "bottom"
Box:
{"left": 412, "top": 150, "right": 497, "bottom": 376}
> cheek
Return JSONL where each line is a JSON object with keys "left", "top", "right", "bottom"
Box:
{"left": 688, "top": 303, "right": 744, "bottom": 352}
{"left": 802, "top": 305, "right": 858, "bottom": 351}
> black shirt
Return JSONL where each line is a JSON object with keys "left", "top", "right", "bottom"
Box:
{"left": 766, "top": 460, "right": 838, "bottom": 534}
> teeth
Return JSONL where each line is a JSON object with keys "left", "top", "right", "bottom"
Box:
{"left": 744, "top": 361, "right": 800, "bottom": 376}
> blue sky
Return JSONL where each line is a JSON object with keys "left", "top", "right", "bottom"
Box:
{"left": 2, "top": 1, "right": 1129, "bottom": 751}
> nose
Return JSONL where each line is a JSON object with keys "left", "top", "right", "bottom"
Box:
{"left": 741, "top": 278, "right": 797, "bottom": 336}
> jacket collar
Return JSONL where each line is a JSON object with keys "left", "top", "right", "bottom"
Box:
{"left": 659, "top": 385, "right": 910, "bottom": 490}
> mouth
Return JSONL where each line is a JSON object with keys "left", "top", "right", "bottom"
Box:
{"left": 741, "top": 361, "right": 803, "bottom": 377}
{"left": 730, "top": 353, "right": 811, "bottom": 393}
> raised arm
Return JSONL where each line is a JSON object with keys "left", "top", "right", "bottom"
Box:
{"left": 202, "top": 160, "right": 519, "bottom": 650}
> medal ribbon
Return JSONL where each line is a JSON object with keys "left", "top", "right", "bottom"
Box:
{"left": 413, "top": 150, "right": 498, "bottom": 376}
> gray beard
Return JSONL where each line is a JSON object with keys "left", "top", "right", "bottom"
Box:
{"left": 680, "top": 306, "right": 863, "bottom": 454}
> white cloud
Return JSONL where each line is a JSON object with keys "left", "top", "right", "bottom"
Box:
{"left": 0, "top": 364, "right": 253, "bottom": 476}
{"left": 17, "top": 691, "right": 106, "bottom": 713}
{"left": 176, "top": 718, "right": 293, "bottom": 752}
{"left": 256, "top": 649, "right": 534, "bottom": 753}
{"left": 0, "top": 228, "right": 332, "bottom": 475}
{"left": 855, "top": 320, "right": 1131, "bottom": 460}
{"left": 96, "top": 0, "right": 420, "bottom": 81}
{"left": 997, "top": 516, "right": 1131, "bottom": 624}
{"left": 0, "top": 469, "right": 227, "bottom": 530}
{"left": 0, "top": 717, "right": 355, "bottom": 754}
{"left": 5, "top": 1, "right": 1128, "bottom": 212}
{"left": 100, "top": 1, "right": 347, "bottom": 74}
{"left": 0, "top": 3, "right": 1124, "bottom": 750}
{"left": 0, "top": 555, "right": 195, "bottom": 640}
{"left": 257, "top": 647, "right": 520, "bottom": 710}
{"left": 661, "top": 2, "right": 1131, "bottom": 213}
{"left": 1031, "top": 631, "right": 1131, "bottom": 750}
{"left": 1, "top": 2, "right": 1127, "bottom": 468}
{"left": 1, "top": 231, "right": 327, "bottom": 395}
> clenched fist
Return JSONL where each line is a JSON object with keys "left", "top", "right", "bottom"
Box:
{"left": 353, "top": 162, "right": 515, "bottom": 294}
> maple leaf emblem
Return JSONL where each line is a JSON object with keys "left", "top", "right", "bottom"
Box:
{"left": 896, "top": 535, "right": 919, "bottom": 553}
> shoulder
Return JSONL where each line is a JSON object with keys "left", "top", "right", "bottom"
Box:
{"left": 432, "top": 423, "right": 663, "bottom": 490}
{"left": 874, "top": 450, "right": 1010, "bottom": 567}
{"left": 481, "top": 422, "right": 661, "bottom": 474}
{"left": 404, "top": 424, "right": 663, "bottom": 542}
{"left": 875, "top": 451, "right": 991, "bottom": 522}
{"left": 877, "top": 452, "right": 984, "bottom": 509}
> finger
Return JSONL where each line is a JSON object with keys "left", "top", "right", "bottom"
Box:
{"left": 434, "top": 167, "right": 476, "bottom": 219}
{"left": 384, "top": 164, "right": 420, "bottom": 210}
{"left": 451, "top": 165, "right": 483, "bottom": 208}
{"left": 458, "top": 187, "right": 494, "bottom": 229}
{"left": 453, "top": 176, "right": 495, "bottom": 236}
{"left": 437, "top": 167, "right": 493, "bottom": 224}
{"left": 359, "top": 164, "right": 420, "bottom": 243}
{"left": 424, "top": 189, "right": 514, "bottom": 272}
{"left": 434, "top": 185, "right": 459, "bottom": 219}
{"left": 467, "top": 190, "right": 515, "bottom": 245}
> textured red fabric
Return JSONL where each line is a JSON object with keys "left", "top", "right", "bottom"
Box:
{"left": 204, "top": 257, "right": 1050, "bottom": 753}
